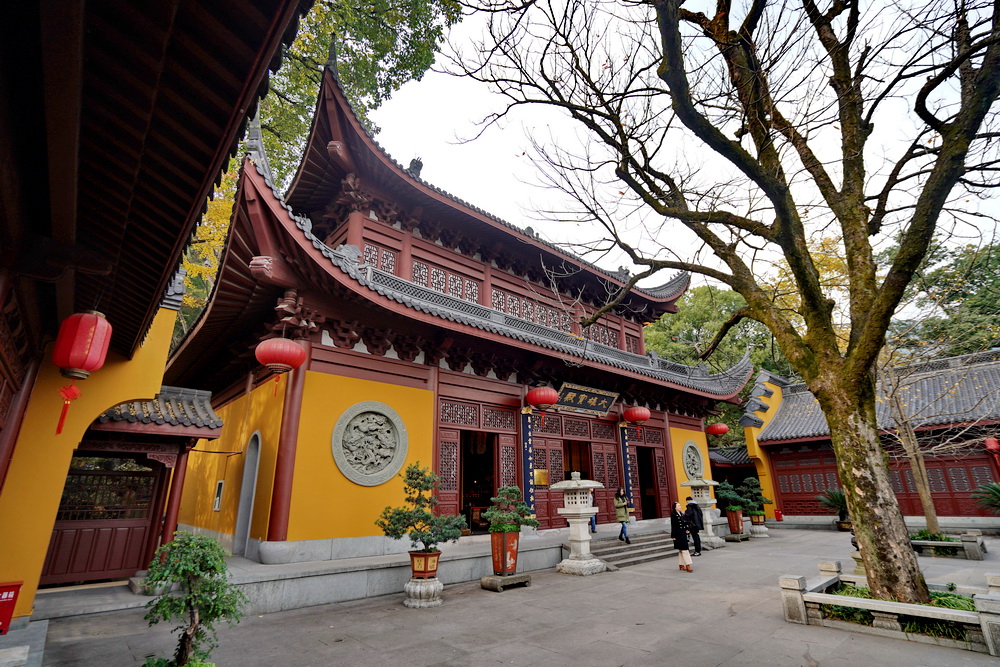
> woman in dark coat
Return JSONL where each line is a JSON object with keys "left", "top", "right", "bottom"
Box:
{"left": 670, "top": 501, "right": 693, "bottom": 572}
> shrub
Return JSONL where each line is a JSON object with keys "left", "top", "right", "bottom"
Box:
{"left": 143, "top": 532, "right": 246, "bottom": 666}
{"left": 972, "top": 482, "right": 1000, "bottom": 515}
{"left": 375, "top": 462, "right": 467, "bottom": 552}
{"left": 816, "top": 488, "right": 849, "bottom": 521}
{"left": 481, "top": 486, "right": 539, "bottom": 533}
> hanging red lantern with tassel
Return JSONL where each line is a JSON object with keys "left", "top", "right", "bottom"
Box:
{"left": 51, "top": 311, "right": 113, "bottom": 435}
{"left": 255, "top": 337, "right": 307, "bottom": 395}
{"left": 623, "top": 406, "right": 651, "bottom": 437}
{"left": 526, "top": 386, "right": 559, "bottom": 428}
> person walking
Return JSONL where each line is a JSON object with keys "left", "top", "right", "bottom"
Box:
{"left": 589, "top": 489, "right": 597, "bottom": 533}
{"left": 614, "top": 487, "right": 631, "bottom": 544}
{"left": 684, "top": 496, "right": 704, "bottom": 556}
{"left": 671, "top": 501, "right": 693, "bottom": 572}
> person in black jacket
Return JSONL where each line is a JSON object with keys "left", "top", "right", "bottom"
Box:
{"left": 684, "top": 496, "right": 704, "bottom": 556}
{"left": 670, "top": 501, "right": 693, "bottom": 572}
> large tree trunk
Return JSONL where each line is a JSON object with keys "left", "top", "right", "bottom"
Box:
{"left": 817, "top": 383, "right": 931, "bottom": 603}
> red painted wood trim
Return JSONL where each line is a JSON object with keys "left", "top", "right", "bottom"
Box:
{"left": 347, "top": 210, "right": 366, "bottom": 250}
{"left": 0, "top": 354, "right": 39, "bottom": 496}
{"left": 145, "top": 459, "right": 172, "bottom": 564}
{"left": 161, "top": 446, "right": 190, "bottom": 547}
{"left": 267, "top": 342, "right": 310, "bottom": 541}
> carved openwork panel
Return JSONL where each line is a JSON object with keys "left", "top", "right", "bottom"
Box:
{"left": 644, "top": 429, "right": 663, "bottom": 445}
{"left": 380, "top": 249, "right": 396, "bottom": 273}
{"left": 532, "top": 413, "right": 561, "bottom": 435}
{"left": 625, "top": 334, "right": 640, "bottom": 354}
{"left": 440, "top": 401, "right": 479, "bottom": 426}
{"left": 624, "top": 426, "right": 641, "bottom": 442}
{"left": 331, "top": 402, "right": 408, "bottom": 486}
{"left": 656, "top": 454, "right": 668, "bottom": 488}
{"left": 564, "top": 418, "right": 590, "bottom": 439}
{"left": 607, "top": 452, "right": 620, "bottom": 489}
{"left": 501, "top": 444, "right": 517, "bottom": 487}
{"left": 483, "top": 407, "right": 516, "bottom": 432}
{"left": 592, "top": 422, "right": 616, "bottom": 441}
{"left": 431, "top": 267, "right": 447, "bottom": 293}
{"left": 448, "top": 274, "right": 463, "bottom": 299}
{"left": 549, "top": 449, "right": 564, "bottom": 484}
{"left": 594, "top": 452, "right": 606, "bottom": 485}
{"left": 439, "top": 441, "right": 458, "bottom": 491}
{"left": 464, "top": 279, "right": 479, "bottom": 303}
{"left": 412, "top": 261, "right": 429, "bottom": 285}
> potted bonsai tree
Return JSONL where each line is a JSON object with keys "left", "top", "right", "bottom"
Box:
{"left": 816, "top": 488, "right": 851, "bottom": 530}
{"left": 376, "top": 462, "right": 467, "bottom": 579}
{"left": 715, "top": 481, "right": 749, "bottom": 535}
{"left": 481, "top": 486, "right": 539, "bottom": 576}
{"left": 738, "top": 477, "right": 773, "bottom": 526}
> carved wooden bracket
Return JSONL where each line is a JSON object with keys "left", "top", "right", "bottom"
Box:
{"left": 361, "top": 327, "right": 393, "bottom": 356}
{"left": 269, "top": 289, "right": 323, "bottom": 339}
{"left": 327, "top": 319, "right": 362, "bottom": 349}
{"left": 392, "top": 335, "right": 424, "bottom": 363}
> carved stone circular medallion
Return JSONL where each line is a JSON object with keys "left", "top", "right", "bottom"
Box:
{"left": 332, "top": 402, "right": 408, "bottom": 486}
{"left": 682, "top": 441, "right": 703, "bottom": 480}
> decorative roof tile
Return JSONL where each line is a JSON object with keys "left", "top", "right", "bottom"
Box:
{"left": 98, "top": 386, "right": 223, "bottom": 429}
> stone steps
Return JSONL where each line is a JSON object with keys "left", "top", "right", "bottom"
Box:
{"left": 589, "top": 531, "right": 678, "bottom": 569}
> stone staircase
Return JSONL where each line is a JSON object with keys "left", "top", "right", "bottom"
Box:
{"left": 587, "top": 531, "right": 678, "bottom": 569}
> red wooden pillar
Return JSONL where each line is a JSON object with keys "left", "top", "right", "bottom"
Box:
{"left": 346, "top": 210, "right": 366, "bottom": 251}
{"left": 399, "top": 233, "right": 413, "bottom": 281}
{"left": 160, "top": 445, "right": 191, "bottom": 547}
{"left": 267, "top": 341, "right": 310, "bottom": 541}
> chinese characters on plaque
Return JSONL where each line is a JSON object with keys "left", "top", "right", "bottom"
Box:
{"left": 554, "top": 383, "right": 619, "bottom": 417}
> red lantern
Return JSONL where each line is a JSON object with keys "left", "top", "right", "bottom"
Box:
{"left": 52, "top": 311, "right": 112, "bottom": 380}
{"left": 985, "top": 437, "right": 1000, "bottom": 452}
{"left": 255, "top": 338, "right": 307, "bottom": 395}
{"left": 623, "top": 406, "right": 651, "bottom": 437}
{"left": 706, "top": 423, "right": 730, "bottom": 436}
{"left": 526, "top": 386, "right": 559, "bottom": 428}
{"left": 51, "top": 311, "right": 112, "bottom": 435}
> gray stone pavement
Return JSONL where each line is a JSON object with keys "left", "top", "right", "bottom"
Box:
{"left": 26, "top": 528, "right": 1000, "bottom": 666}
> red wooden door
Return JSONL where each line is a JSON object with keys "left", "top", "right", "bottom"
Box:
{"left": 533, "top": 438, "right": 565, "bottom": 529}
{"left": 42, "top": 469, "right": 163, "bottom": 585}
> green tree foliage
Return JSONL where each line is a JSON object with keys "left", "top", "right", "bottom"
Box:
{"left": 144, "top": 532, "right": 247, "bottom": 667}
{"left": 644, "top": 285, "right": 792, "bottom": 446}
{"left": 903, "top": 242, "right": 1000, "bottom": 356}
{"left": 260, "top": 0, "right": 462, "bottom": 185}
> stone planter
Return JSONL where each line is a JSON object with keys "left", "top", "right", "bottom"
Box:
{"left": 780, "top": 561, "right": 1000, "bottom": 657}
{"left": 835, "top": 519, "right": 852, "bottom": 532}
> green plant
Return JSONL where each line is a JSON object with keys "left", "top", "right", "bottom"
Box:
{"left": 972, "top": 482, "right": 1000, "bottom": 515}
{"left": 143, "top": 532, "right": 247, "bottom": 667}
{"left": 375, "top": 462, "right": 467, "bottom": 552}
{"left": 481, "top": 486, "right": 540, "bottom": 533}
{"left": 737, "top": 477, "right": 773, "bottom": 513}
{"left": 908, "top": 529, "right": 959, "bottom": 556}
{"left": 715, "top": 481, "right": 749, "bottom": 512}
{"left": 816, "top": 488, "right": 849, "bottom": 521}
{"left": 822, "top": 583, "right": 976, "bottom": 640}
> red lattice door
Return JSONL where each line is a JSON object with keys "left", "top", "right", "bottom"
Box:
{"left": 436, "top": 429, "right": 461, "bottom": 518}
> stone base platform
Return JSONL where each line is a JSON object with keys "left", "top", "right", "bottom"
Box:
{"left": 480, "top": 573, "right": 531, "bottom": 592}
{"left": 725, "top": 532, "right": 750, "bottom": 542}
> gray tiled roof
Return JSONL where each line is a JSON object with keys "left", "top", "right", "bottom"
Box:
{"left": 98, "top": 386, "right": 223, "bottom": 429}
{"left": 709, "top": 445, "right": 753, "bottom": 466}
{"left": 754, "top": 351, "right": 1000, "bottom": 442}
{"left": 242, "top": 158, "right": 752, "bottom": 398}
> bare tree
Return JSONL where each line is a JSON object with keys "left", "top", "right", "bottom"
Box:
{"left": 447, "top": 0, "right": 1000, "bottom": 602}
